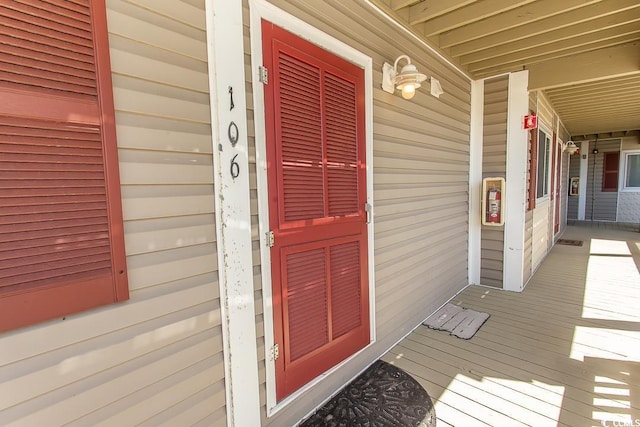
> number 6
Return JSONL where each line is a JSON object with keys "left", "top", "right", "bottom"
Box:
{"left": 230, "top": 154, "right": 240, "bottom": 179}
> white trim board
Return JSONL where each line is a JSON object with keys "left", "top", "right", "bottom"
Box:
{"left": 468, "top": 79, "right": 484, "bottom": 286}
{"left": 205, "top": 0, "right": 261, "bottom": 425}
{"left": 503, "top": 71, "right": 528, "bottom": 292}
{"left": 249, "top": 0, "right": 376, "bottom": 417}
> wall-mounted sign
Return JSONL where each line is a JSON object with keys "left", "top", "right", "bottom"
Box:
{"left": 523, "top": 114, "right": 538, "bottom": 130}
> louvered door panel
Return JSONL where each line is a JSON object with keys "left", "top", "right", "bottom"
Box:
{"left": 330, "top": 241, "right": 361, "bottom": 339}
{"left": 0, "top": 0, "right": 127, "bottom": 333}
{"left": 285, "top": 248, "right": 328, "bottom": 361}
{"left": 326, "top": 73, "right": 358, "bottom": 217}
{"left": 277, "top": 50, "right": 324, "bottom": 222}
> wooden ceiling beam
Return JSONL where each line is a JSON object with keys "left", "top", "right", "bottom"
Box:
{"left": 407, "top": 0, "right": 476, "bottom": 24}
{"left": 528, "top": 42, "right": 640, "bottom": 90}
{"left": 564, "top": 121, "right": 640, "bottom": 135}
{"left": 448, "top": 0, "right": 640, "bottom": 57}
{"left": 470, "top": 35, "right": 640, "bottom": 77}
{"left": 545, "top": 75, "right": 640, "bottom": 95}
{"left": 467, "top": 32, "right": 640, "bottom": 73}
{"left": 390, "top": 0, "right": 420, "bottom": 11}
{"left": 439, "top": 0, "right": 599, "bottom": 48}
{"left": 421, "top": 0, "right": 532, "bottom": 36}
{"left": 555, "top": 104, "right": 640, "bottom": 117}
{"left": 548, "top": 85, "right": 640, "bottom": 102}
{"left": 457, "top": 10, "right": 640, "bottom": 65}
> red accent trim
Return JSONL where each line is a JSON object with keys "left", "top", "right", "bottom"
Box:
{"left": 0, "top": 275, "right": 115, "bottom": 333}
{"left": 554, "top": 142, "right": 561, "bottom": 234}
{"left": 602, "top": 152, "right": 620, "bottom": 192}
{"left": 90, "top": 0, "right": 128, "bottom": 301}
{"left": 550, "top": 133, "right": 556, "bottom": 201}
{"left": 527, "top": 121, "right": 538, "bottom": 211}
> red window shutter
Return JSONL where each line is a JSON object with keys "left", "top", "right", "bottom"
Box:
{"left": 0, "top": 0, "right": 128, "bottom": 333}
{"left": 602, "top": 152, "right": 619, "bottom": 192}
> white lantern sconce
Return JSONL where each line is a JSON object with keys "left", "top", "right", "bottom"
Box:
{"left": 562, "top": 141, "right": 579, "bottom": 155}
{"left": 382, "top": 55, "right": 441, "bottom": 100}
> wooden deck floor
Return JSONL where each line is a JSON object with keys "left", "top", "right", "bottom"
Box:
{"left": 382, "top": 224, "right": 640, "bottom": 427}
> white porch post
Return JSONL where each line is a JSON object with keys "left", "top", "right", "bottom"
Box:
{"left": 205, "top": 0, "right": 261, "bottom": 425}
{"left": 578, "top": 141, "right": 589, "bottom": 220}
{"left": 468, "top": 79, "right": 484, "bottom": 286}
{"left": 503, "top": 71, "right": 529, "bottom": 292}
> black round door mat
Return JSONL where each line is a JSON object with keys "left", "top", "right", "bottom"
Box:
{"left": 300, "top": 360, "right": 436, "bottom": 427}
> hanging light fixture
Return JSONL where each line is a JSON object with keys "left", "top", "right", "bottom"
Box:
{"left": 562, "top": 141, "right": 579, "bottom": 155}
{"left": 381, "top": 55, "right": 428, "bottom": 100}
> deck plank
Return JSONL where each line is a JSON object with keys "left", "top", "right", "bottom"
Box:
{"left": 386, "top": 224, "right": 640, "bottom": 426}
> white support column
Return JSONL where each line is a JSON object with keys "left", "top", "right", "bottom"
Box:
{"left": 503, "top": 71, "right": 529, "bottom": 292}
{"left": 468, "top": 79, "right": 484, "bottom": 286}
{"left": 578, "top": 141, "right": 589, "bottom": 220}
{"left": 205, "top": 1, "right": 261, "bottom": 425}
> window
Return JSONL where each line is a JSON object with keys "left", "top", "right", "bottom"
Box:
{"left": 0, "top": 0, "right": 128, "bottom": 333}
{"left": 622, "top": 151, "right": 640, "bottom": 191}
{"left": 602, "top": 152, "right": 620, "bottom": 192}
{"left": 536, "top": 129, "right": 551, "bottom": 199}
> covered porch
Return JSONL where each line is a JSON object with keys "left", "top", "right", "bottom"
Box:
{"left": 383, "top": 223, "right": 640, "bottom": 426}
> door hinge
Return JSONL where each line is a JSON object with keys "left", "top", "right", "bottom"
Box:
{"left": 269, "top": 343, "right": 280, "bottom": 361}
{"left": 365, "top": 202, "right": 373, "bottom": 224}
{"left": 258, "top": 65, "right": 268, "bottom": 84}
{"left": 266, "top": 230, "right": 274, "bottom": 248}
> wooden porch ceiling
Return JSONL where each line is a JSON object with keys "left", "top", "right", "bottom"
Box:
{"left": 371, "top": 0, "right": 640, "bottom": 137}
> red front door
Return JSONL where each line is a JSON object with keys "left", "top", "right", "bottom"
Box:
{"left": 551, "top": 141, "right": 562, "bottom": 236}
{"left": 262, "top": 21, "right": 370, "bottom": 401}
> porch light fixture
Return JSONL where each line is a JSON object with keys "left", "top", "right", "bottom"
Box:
{"left": 381, "top": 55, "right": 428, "bottom": 100}
{"left": 562, "top": 141, "right": 579, "bottom": 155}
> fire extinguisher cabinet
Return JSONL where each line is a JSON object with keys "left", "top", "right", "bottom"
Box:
{"left": 482, "top": 177, "right": 505, "bottom": 226}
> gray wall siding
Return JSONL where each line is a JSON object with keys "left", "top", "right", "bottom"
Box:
{"left": 480, "top": 76, "right": 508, "bottom": 288}
{"left": 585, "top": 140, "right": 620, "bottom": 221}
{"left": 0, "top": 1, "right": 227, "bottom": 425}
{"left": 247, "top": 1, "right": 471, "bottom": 424}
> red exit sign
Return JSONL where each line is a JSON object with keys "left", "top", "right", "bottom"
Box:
{"left": 523, "top": 114, "right": 538, "bottom": 130}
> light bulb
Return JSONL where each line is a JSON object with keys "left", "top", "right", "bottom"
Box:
{"left": 401, "top": 84, "right": 415, "bottom": 99}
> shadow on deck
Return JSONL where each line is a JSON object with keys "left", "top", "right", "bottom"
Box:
{"left": 383, "top": 224, "right": 640, "bottom": 426}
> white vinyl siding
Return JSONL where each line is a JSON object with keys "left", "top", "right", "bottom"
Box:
{"left": 246, "top": 1, "right": 471, "bottom": 424}
{"left": 531, "top": 201, "right": 551, "bottom": 271}
{"left": 0, "top": 1, "right": 226, "bottom": 425}
{"left": 480, "top": 76, "right": 508, "bottom": 288}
